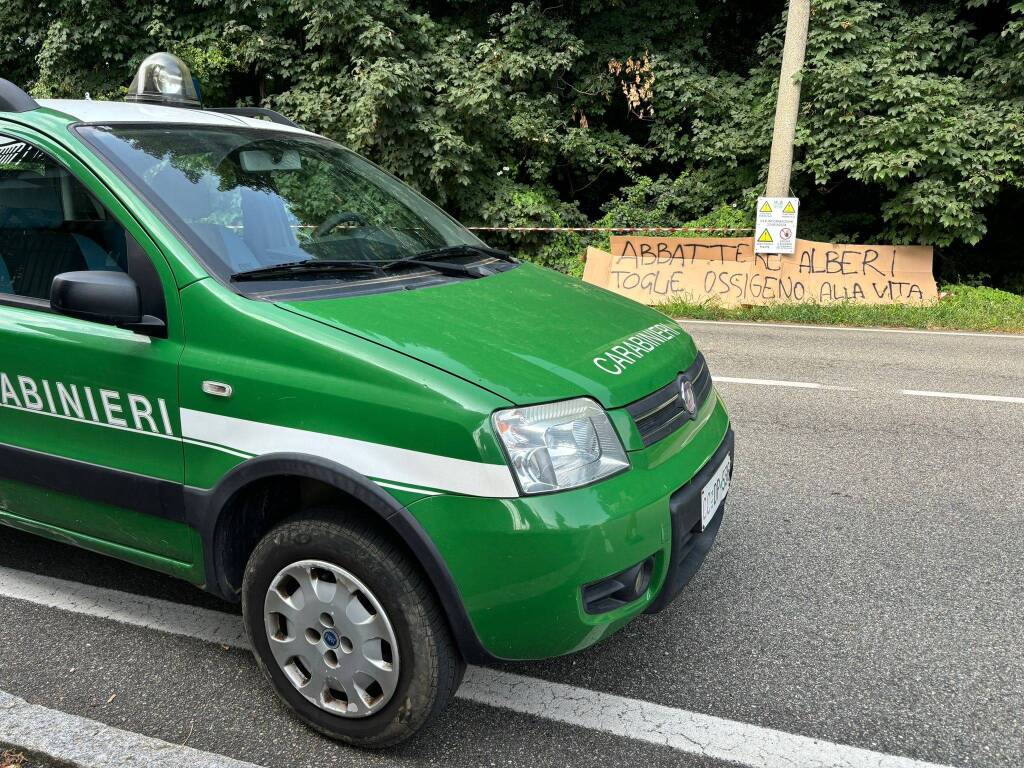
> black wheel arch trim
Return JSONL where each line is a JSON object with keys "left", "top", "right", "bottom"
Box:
{"left": 183, "top": 452, "right": 497, "bottom": 664}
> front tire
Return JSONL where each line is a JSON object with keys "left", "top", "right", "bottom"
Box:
{"left": 241, "top": 511, "right": 463, "bottom": 748}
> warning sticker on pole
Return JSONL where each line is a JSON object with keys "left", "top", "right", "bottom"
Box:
{"left": 755, "top": 197, "right": 799, "bottom": 254}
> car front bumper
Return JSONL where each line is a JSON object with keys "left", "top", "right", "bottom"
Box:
{"left": 645, "top": 426, "right": 732, "bottom": 614}
{"left": 406, "top": 390, "right": 732, "bottom": 661}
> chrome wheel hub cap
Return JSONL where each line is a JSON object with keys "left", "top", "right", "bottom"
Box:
{"left": 263, "top": 560, "right": 400, "bottom": 718}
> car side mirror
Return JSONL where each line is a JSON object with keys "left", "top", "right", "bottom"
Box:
{"left": 50, "top": 271, "right": 165, "bottom": 335}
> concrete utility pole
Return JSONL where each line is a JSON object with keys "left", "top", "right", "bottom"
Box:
{"left": 765, "top": 0, "right": 811, "bottom": 197}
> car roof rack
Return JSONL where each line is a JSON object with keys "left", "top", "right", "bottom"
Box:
{"left": 0, "top": 79, "right": 39, "bottom": 113}
{"left": 206, "top": 106, "right": 300, "bottom": 129}
{"left": 0, "top": 80, "right": 301, "bottom": 127}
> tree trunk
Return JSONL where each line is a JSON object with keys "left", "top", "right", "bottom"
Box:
{"left": 765, "top": 0, "right": 811, "bottom": 197}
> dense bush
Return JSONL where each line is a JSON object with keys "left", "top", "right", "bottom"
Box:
{"left": 2, "top": 1, "right": 1022, "bottom": 288}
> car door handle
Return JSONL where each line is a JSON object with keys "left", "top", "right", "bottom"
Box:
{"left": 201, "top": 381, "right": 233, "bottom": 398}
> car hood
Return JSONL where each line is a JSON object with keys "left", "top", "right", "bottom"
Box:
{"left": 277, "top": 263, "right": 697, "bottom": 408}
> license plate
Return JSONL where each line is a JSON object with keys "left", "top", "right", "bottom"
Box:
{"left": 700, "top": 454, "right": 731, "bottom": 530}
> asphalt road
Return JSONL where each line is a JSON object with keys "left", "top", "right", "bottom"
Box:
{"left": 0, "top": 320, "right": 1021, "bottom": 768}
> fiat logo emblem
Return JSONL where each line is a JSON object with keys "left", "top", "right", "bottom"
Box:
{"left": 680, "top": 378, "right": 696, "bottom": 414}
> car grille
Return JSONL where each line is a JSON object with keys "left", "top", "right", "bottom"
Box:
{"left": 625, "top": 353, "right": 713, "bottom": 447}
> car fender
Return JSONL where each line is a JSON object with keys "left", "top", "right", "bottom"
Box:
{"left": 184, "top": 452, "right": 495, "bottom": 663}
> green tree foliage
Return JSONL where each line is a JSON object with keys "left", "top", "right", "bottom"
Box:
{"left": 2, "top": 1, "right": 1022, "bottom": 286}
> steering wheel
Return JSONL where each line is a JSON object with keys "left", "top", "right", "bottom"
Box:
{"left": 313, "top": 211, "right": 369, "bottom": 238}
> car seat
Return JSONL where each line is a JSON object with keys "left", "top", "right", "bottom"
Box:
{"left": 0, "top": 172, "right": 88, "bottom": 300}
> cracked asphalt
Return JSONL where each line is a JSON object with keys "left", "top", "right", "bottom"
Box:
{"left": 0, "top": 321, "right": 1021, "bottom": 768}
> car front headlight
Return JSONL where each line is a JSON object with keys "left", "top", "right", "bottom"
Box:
{"left": 492, "top": 398, "right": 629, "bottom": 495}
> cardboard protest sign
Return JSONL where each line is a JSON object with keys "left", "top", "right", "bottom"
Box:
{"left": 582, "top": 237, "right": 937, "bottom": 307}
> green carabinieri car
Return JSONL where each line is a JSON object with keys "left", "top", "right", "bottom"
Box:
{"left": 0, "top": 54, "right": 733, "bottom": 747}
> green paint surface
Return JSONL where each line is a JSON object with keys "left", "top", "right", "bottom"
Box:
{"left": 409, "top": 395, "right": 730, "bottom": 659}
{"left": 0, "top": 105, "right": 732, "bottom": 659}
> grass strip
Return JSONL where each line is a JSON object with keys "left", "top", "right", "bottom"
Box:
{"left": 659, "top": 285, "right": 1024, "bottom": 333}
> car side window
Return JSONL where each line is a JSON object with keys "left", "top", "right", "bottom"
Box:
{"left": 0, "top": 134, "right": 128, "bottom": 301}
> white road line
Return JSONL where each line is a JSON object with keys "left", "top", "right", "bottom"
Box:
{"left": 716, "top": 379, "right": 1018, "bottom": 402}
{"left": 0, "top": 566, "right": 957, "bottom": 768}
{"left": 677, "top": 318, "right": 1024, "bottom": 339}
{"left": 715, "top": 376, "right": 822, "bottom": 389}
{"left": 0, "top": 566, "right": 249, "bottom": 648}
{"left": 901, "top": 389, "right": 1024, "bottom": 405}
{"left": 0, "top": 689, "right": 264, "bottom": 768}
{"left": 460, "top": 668, "right": 953, "bottom": 768}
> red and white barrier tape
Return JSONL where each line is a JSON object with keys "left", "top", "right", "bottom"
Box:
{"left": 466, "top": 226, "right": 753, "bottom": 233}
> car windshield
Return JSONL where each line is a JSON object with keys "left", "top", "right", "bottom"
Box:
{"left": 77, "top": 124, "right": 486, "bottom": 284}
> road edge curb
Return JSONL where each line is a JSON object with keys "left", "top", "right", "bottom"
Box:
{"left": 0, "top": 691, "right": 263, "bottom": 768}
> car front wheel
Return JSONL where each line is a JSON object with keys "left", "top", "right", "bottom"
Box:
{"left": 241, "top": 511, "right": 463, "bottom": 747}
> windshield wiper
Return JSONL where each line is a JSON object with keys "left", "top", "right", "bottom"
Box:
{"left": 383, "top": 244, "right": 516, "bottom": 277}
{"left": 230, "top": 259, "right": 383, "bottom": 282}
{"left": 231, "top": 245, "right": 515, "bottom": 283}
{"left": 411, "top": 244, "right": 514, "bottom": 262}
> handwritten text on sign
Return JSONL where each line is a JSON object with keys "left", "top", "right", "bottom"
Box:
{"left": 582, "top": 237, "right": 938, "bottom": 307}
